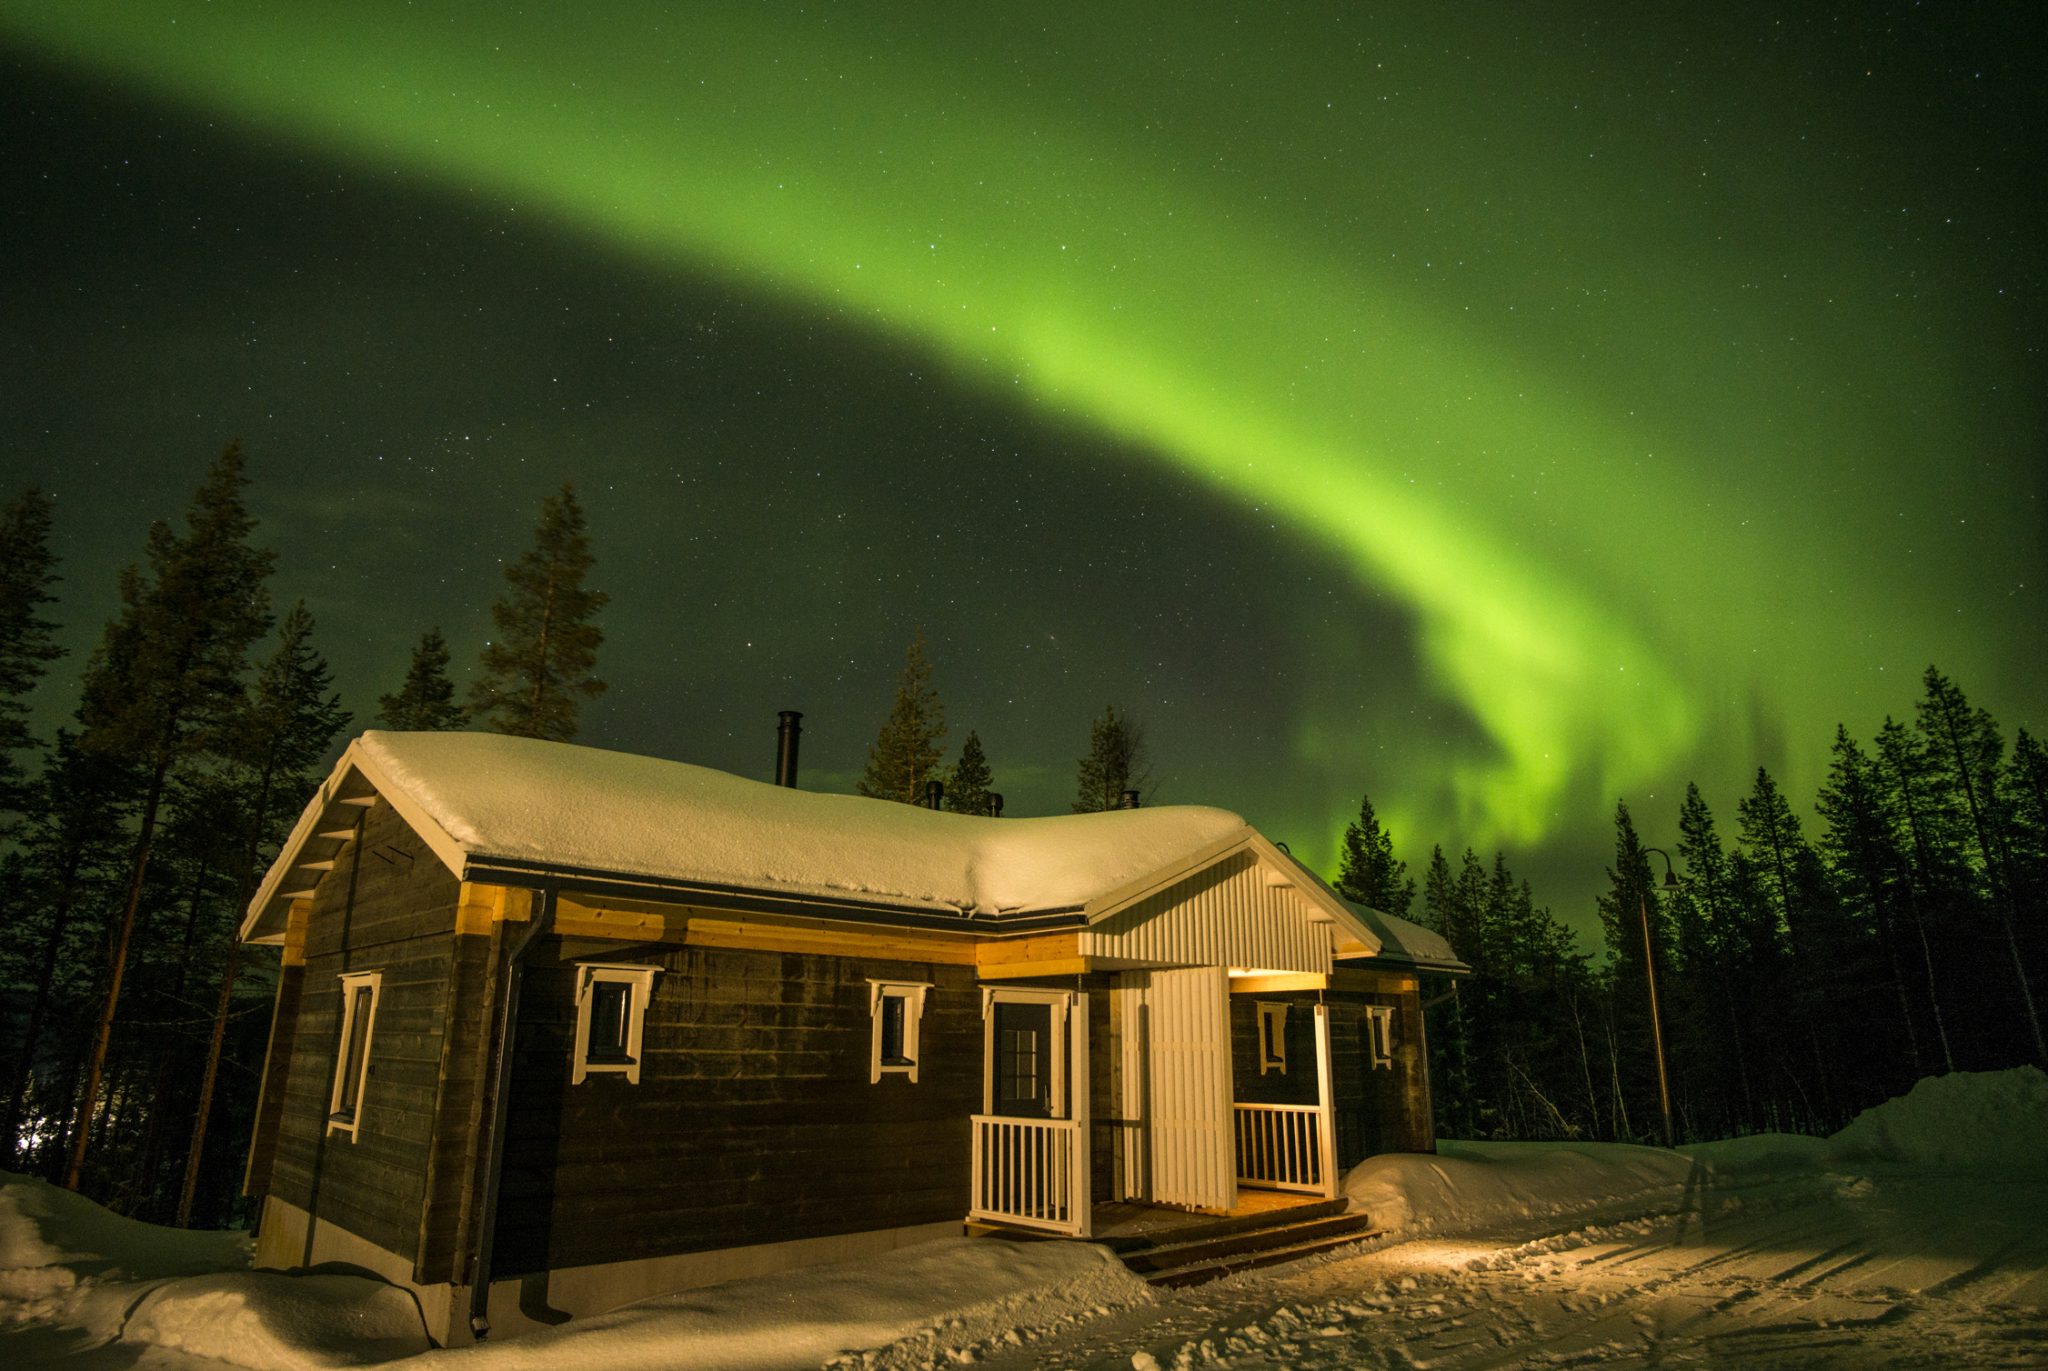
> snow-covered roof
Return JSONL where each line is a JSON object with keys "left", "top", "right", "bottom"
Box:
{"left": 1340, "top": 902, "right": 1470, "bottom": 975}
{"left": 246, "top": 731, "right": 1261, "bottom": 936}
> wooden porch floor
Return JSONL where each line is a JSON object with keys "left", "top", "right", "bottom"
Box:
{"left": 1089, "top": 1189, "right": 1330, "bottom": 1244}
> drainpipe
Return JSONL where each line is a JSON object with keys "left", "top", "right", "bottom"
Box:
{"left": 467, "top": 886, "right": 557, "bottom": 1341}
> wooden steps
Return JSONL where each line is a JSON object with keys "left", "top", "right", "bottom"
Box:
{"left": 1112, "top": 1198, "right": 1381, "bottom": 1287}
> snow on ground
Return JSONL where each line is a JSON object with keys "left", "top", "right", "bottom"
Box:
{"left": 412, "top": 1240, "right": 1152, "bottom": 1371}
{"left": 0, "top": 1170, "right": 429, "bottom": 1370}
{"left": 7, "top": 1069, "right": 2046, "bottom": 1370}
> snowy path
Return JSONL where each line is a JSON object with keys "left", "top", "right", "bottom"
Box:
{"left": 945, "top": 1172, "right": 2048, "bottom": 1370}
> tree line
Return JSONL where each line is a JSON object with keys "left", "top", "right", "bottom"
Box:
{"left": 0, "top": 450, "right": 607, "bottom": 1224}
{"left": 1344, "top": 667, "right": 2047, "bottom": 1144}
{"left": 853, "top": 628, "right": 1155, "bottom": 816}
{"left": 0, "top": 447, "right": 1156, "bottom": 1226}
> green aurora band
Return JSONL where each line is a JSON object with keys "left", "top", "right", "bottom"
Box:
{"left": 7, "top": 6, "right": 2037, "bottom": 857}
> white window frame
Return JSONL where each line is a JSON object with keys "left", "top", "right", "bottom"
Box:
{"left": 327, "top": 970, "right": 382, "bottom": 1140}
{"left": 573, "top": 964, "right": 659, "bottom": 1085}
{"left": 980, "top": 987, "right": 1074, "bottom": 1117}
{"left": 868, "top": 980, "right": 932, "bottom": 1083}
{"left": 1366, "top": 1004, "right": 1396, "bottom": 1071}
{"left": 1256, "top": 1001, "right": 1288, "bottom": 1075}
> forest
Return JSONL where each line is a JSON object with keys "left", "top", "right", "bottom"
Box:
{"left": 0, "top": 446, "right": 2041, "bottom": 1229}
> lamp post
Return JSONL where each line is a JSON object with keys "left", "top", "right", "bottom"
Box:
{"left": 1638, "top": 845, "right": 1680, "bottom": 1147}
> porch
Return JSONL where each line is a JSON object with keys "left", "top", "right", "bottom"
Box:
{"left": 965, "top": 972, "right": 1344, "bottom": 1241}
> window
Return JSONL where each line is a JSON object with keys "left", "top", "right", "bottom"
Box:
{"left": 1257, "top": 1001, "right": 1288, "bottom": 1075}
{"left": 573, "top": 964, "right": 658, "bottom": 1084}
{"left": 1366, "top": 1005, "right": 1395, "bottom": 1071}
{"left": 868, "top": 980, "right": 930, "bottom": 1083}
{"left": 328, "top": 971, "right": 382, "bottom": 1139}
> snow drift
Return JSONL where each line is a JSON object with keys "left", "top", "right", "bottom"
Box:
{"left": 0, "top": 1170, "right": 429, "bottom": 1369}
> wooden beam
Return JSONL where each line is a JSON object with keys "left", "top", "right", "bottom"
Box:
{"left": 683, "top": 914, "right": 977, "bottom": 965}
{"left": 1228, "top": 972, "right": 1327, "bottom": 994}
{"left": 336, "top": 795, "right": 377, "bottom": 807}
{"left": 315, "top": 828, "right": 358, "bottom": 842}
{"left": 978, "top": 956, "right": 1091, "bottom": 981}
{"left": 281, "top": 900, "right": 312, "bottom": 968}
{"left": 296, "top": 860, "right": 337, "bottom": 872}
{"left": 974, "top": 931, "right": 1081, "bottom": 968}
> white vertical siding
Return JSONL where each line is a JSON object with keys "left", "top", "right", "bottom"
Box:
{"left": 1079, "top": 850, "right": 1333, "bottom": 973}
{"left": 1135, "top": 966, "right": 1235, "bottom": 1211}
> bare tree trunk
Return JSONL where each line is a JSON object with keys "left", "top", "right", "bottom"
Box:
{"left": 175, "top": 937, "right": 242, "bottom": 1226}
{"left": 64, "top": 757, "right": 170, "bottom": 1192}
{"left": 1, "top": 856, "right": 87, "bottom": 1158}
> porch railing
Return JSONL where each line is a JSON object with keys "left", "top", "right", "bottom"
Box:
{"left": 1233, "top": 1103, "right": 1326, "bottom": 1194}
{"left": 969, "top": 1115, "right": 1085, "bottom": 1235}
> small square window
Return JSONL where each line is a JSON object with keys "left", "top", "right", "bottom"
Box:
{"left": 328, "top": 971, "right": 382, "bottom": 1139}
{"left": 869, "top": 980, "right": 931, "bottom": 1083}
{"left": 1366, "top": 1004, "right": 1396, "bottom": 1071}
{"left": 1257, "top": 1001, "right": 1288, "bottom": 1075}
{"left": 574, "top": 965, "right": 658, "bottom": 1084}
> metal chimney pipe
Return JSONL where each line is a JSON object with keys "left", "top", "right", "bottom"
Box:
{"left": 775, "top": 711, "right": 803, "bottom": 787}
{"left": 1119, "top": 788, "right": 1140, "bottom": 809}
{"left": 925, "top": 779, "right": 945, "bottom": 810}
{"left": 987, "top": 793, "right": 1004, "bottom": 818}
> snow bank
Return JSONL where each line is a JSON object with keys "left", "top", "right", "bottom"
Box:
{"left": 1346, "top": 1068, "right": 2048, "bottom": 1241}
{"left": 1340, "top": 1140, "right": 1698, "bottom": 1237}
{"left": 127, "top": 1271, "right": 432, "bottom": 1369}
{"left": 352, "top": 730, "right": 1249, "bottom": 916}
{"left": 1824, "top": 1065, "right": 2048, "bottom": 1174}
{"left": 0, "top": 1169, "right": 245, "bottom": 1324}
{"left": 0, "top": 1171, "right": 429, "bottom": 1369}
{"left": 407, "top": 1238, "right": 1152, "bottom": 1371}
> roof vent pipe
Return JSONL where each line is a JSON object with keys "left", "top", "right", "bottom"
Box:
{"left": 925, "top": 779, "right": 945, "bottom": 810}
{"left": 987, "top": 792, "right": 1003, "bottom": 818}
{"left": 775, "top": 711, "right": 802, "bottom": 788}
{"left": 1120, "top": 789, "right": 1140, "bottom": 809}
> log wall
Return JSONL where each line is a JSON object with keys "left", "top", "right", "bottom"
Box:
{"left": 258, "top": 802, "right": 461, "bottom": 1268}
{"left": 491, "top": 943, "right": 982, "bottom": 1277}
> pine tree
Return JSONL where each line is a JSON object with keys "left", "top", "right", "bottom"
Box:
{"left": 1916, "top": 667, "right": 2043, "bottom": 1061}
{"left": 1594, "top": 800, "right": 1674, "bottom": 1142}
{"left": 66, "top": 443, "right": 275, "bottom": 1191}
{"left": 1071, "top": 705, "right": 1152, "bottom": 812}
{"left": 0, "top": 732, "right": 127, "bottom": 1160}
{"left": 857, "top": 631, "right": 947, "bottom": 804}
{"left": 378, "top": 628, "right": 468, "bottom": 731}
{"left": 1333, "top": 794, "right": 1415, "bottom": 913}
{"left": 469, "top": 484, "right": 607, "bottom": 742}
{"left": 1816, "top": 725, "right": 1930, "bottom": 1084}
{"left": 0, "top": 488, "right": 64, "bottom": 830}
{"left": 946, "top": 730, "right": 995, "bottom": 814}
{"left": 178, "top": 602, "right": 350, "bottom": 1223}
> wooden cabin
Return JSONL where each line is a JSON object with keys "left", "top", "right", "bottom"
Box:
{"left": 239, "top": 731, "right": 1464, "bottom": 1344}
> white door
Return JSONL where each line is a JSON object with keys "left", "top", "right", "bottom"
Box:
{"left": 1123, "top": 966, "right": 1235, "bottom": 1211}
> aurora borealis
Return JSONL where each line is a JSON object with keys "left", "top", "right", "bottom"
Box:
{"left": 3, "top": 5, "right": 2041, "bottom": 925}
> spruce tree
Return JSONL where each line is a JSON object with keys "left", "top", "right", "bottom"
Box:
{"left": 946, "top": 730, "right": 995, "bottom": 814}
{"left": 1333, "top": 793, "right": 1415, "bottom": 914}
{"left": 179, "top": 602, "right": 350, "bottom": 1223}
{"left": 857, "top": 631, "right": 947, "bottom": 804}
{"left": 1916, "top": 667, "right": 2043, "bottom": 1061}
{"left": 0, "top": 732, "right": 127, "bottom": 1160}
{"left": 66, "top": 443, "right": 275, "bottom": 1191}
{"left": 469, "top": 484, "right": 607, "bottom": 742}
{"left": 378, "top": 628, "right": 468, "bottom": 731}
{"left": 1071, "top": 704, "right": 1152, "bottom": 812}
{"left": 1816, "top": 725, "right": 1930, "bottom": 1083}
{"left": 0, "top": 488, "right": 64, "bottom": 829}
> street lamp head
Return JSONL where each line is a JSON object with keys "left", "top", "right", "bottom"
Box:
{"left": 1662, "top": 869, "right": 1679, "bottom": 890}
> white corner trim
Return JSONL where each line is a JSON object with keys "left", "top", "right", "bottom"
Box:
{"left": 572, "top": 963, "right": 660, "bottom": 1085}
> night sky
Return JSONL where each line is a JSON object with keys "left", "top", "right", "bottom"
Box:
{"left": 3, "top": 4, "right": 2041, "bottom": 933}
